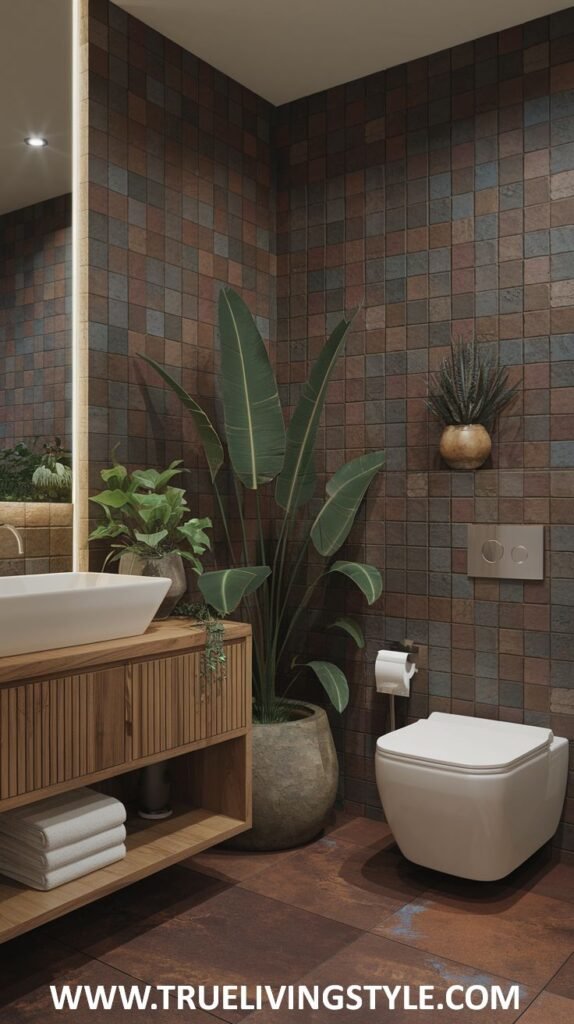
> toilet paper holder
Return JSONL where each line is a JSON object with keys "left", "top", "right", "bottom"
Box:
{"left": 376, "top": 639, "right": 418, "bottom": 731}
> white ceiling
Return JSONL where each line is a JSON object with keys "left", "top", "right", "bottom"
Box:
{"left": 0, "top": 0, "right": 71, "bottom": 216}
{"left": 116, "top": 0, "right": 567, "bottom": 105}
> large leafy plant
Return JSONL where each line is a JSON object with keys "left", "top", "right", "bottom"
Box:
{"left": 88, "top": 457, "right": 212, "bottom": 573}
{"left": 142, "top": 288, "right": 384, "bottom": 722}
{"left": 427, "top": 339, "right": 518, "bottom": 430}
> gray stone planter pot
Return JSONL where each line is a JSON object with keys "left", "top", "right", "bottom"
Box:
{"left": 232, "top": 701, "right": 339, "bottom": 851}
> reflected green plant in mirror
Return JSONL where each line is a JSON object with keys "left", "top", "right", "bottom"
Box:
{"left": 0, "top": 438, "right": 71, "bottom": 502}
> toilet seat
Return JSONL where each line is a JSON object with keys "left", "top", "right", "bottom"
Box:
{"left": 376, "top": 712, "right": 553, "bottom": 773}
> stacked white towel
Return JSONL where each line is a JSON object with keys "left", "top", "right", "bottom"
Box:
{"left": 0, "top": 787, "right": 127, "bottom": 890}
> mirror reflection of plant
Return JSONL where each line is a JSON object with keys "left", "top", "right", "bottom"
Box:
{"left": 141, "top": 288, "right": 385, "bottom": 724}
{"left": 32, "top": 440, "right": 72, "bottom": 500}
{"left": 88, "top": 455, "right": 212, "bottom": 573}
{"left": 0, "top": 438, "right": 71, "bottom": 502}
{"left": 426, "top": 339, "right": 519, "bottom": 430}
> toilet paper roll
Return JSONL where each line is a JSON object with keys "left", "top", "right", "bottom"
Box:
{"left": 375, "top": 649, "right": 417, "bottom": 697}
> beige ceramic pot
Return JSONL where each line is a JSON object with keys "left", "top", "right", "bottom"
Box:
{"left": 119, "top": 550, "right": 186, "bottom": 618}
{"left": 231, "top": 701, "right": 339, "bottom": 851}
{"left": 439, "top": 424, "right": 492, "bottom": 470}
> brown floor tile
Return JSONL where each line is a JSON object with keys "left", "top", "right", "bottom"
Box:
{"left": 375, "top": 888, "right": 574, "bottom": 987}
{"left": 69, "top": 886, "right": 360, "bottom": 1022}
{"left": 188, "top": 843, "right": 300, "bottom": 883}
{"left": 1, "top": 931, "right": 81, "bottom": 1007}
{"left": 47, "top": 864, "right": 228, "bottom": 948}
{"left": 513, "top": 847, "right": 574, "bottom": 904}
{"left": 515, "top": 991, "right": 574, "bottom": 1022}
{"left": 546, "top": 952, "right": 574, "bottom": 1000}
{"left": 392, "top": 842, "right": 574, "bottom": 907}
{"left": 240, "top": 833, "right": 425, "bottom": 930}
{"left": 327, "top": 815, "right": 392, "bottom": 847}
{"left": 0, "top": 933, "right": 177, "bottom": 1023}
{"left": 245, "top": 932, "right": 536, "bottom": 1024}
{"left": 4, "top": 820, "right": 573, "bottom": 1023}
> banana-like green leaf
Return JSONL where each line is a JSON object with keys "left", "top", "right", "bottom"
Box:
{"left": 311, "top": 451, "right": 385, "bottom": 556}
{"left": 100, "top": 463, "right": 127, "bottom": 487}
{"left": 177, "top": 518, "right": 212, "bottom": 554}
{"left": 89, "top": 489, "right": 131, "bottom": 509}
{"left": 198, "top": 565, "right": 271, "bottom": 615}
{"left": 305, "top": 661, "right": 349, "bottom": 713}
{"left": 327, "top": 617, "right": 365, "bottom": 648}
{"left": 87, "top": 522, "right": 128, "bottom": 542}
{"left": 275, "top": 314, "right": 355, "bottom": 512}
{"left": 131, "top": 461, "right": 184, "bottom": 491}
{"left": 218, "top": 288, "right": 285, "bottom": 489}
{"left": 134, "top": 529, "right": 169, "bottom": 547}
{"left": 328, "top": 561, "right": 382, "bottom": 605}
{"left": 140, "top": 356, "right": 224, "bottom": 482}
{"left": 129, "top": 492, "right": 165, "bottom": 509}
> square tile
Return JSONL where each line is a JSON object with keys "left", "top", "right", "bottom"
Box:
{"left": 244, "top": 932, "right": 537, "bottom": 1024}
{"left": 240, "top": 833, "right": 425, "bottom": 929}
{"left": 375, "top": 887, "right": 574, "bottom": 986}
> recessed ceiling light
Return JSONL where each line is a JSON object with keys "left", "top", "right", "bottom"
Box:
{"left": 25, "top": 136, "right": 48, "bottom": 148}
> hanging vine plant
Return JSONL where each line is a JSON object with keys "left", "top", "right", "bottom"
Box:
{"left": 172, "top": 600, "right": 226, "bottom": 685}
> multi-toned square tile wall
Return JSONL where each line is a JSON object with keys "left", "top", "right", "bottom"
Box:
{"left": 0, "top": 502, "right": 73, "bottom": 577}
{"left": 87, "top": 0, "right": 574, "bottom": 849}
{"left": 274, "top": 9, "right": 574, "bottom": 848}
{"left": 87, "top": 0, "right": 275, "bottom": 516}
{"left": 0, "top": 194, "right": 72, "bottom": 448}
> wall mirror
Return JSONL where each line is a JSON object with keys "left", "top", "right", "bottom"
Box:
{"left": 0, "top": 0, "right": 72, "bottom": 575}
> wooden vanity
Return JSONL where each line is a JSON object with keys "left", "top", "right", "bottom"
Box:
{"left": 0, "top": 619, "right": 252, "bottom": 942}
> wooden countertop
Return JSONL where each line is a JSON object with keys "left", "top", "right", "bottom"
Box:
{"left": 0, "top": 619, "right": 251, "bottom": 687}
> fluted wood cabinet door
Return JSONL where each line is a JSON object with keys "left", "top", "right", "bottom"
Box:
{"left": 127, "top": 642, "right": 249, "bottom": 761}
{"left": 0, "top": 669, "right": 125, "bottom": 801}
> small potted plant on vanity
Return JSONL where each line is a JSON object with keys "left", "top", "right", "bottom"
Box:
{"left": 141, "top": 288, "right": 384, "bottom": 850}
{"left": 427, "top": 339, "right": 519, "bottom": 470}
{"left": 89, "top": 458, "right": 212, "bottom": 618}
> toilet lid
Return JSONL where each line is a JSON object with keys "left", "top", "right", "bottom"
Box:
{"left": 376, "top": 712, "right": 553, "bottom": 771}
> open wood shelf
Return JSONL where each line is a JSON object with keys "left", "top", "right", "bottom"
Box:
{"left": 0, "top": 621, "right": 252, "bottom": 943}
{"left": 0, "top": 803, "right": 246, "bottom": 943}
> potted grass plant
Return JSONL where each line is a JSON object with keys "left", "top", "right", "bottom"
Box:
{"left": 141, "top": 288, "right": 384, "bottom": 849}
{"left": 427, "top": 339, "right": 519, "bottom": 470}
{"left": 89, "top": 458, "right": 212, "bottom": 618}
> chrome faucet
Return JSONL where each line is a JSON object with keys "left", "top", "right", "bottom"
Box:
{"left": 0, "top": 524, "right": 24, "bottom": 555}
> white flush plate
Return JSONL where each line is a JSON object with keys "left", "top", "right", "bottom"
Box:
{"left": 467, "top": 525, "right": 544, "bottom": 580}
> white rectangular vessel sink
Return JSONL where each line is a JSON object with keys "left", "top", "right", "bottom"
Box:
{"left": 0, "top": 572, "right": 171, "bottom": 658}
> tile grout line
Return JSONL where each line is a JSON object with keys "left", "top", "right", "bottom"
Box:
{"left": 511, "top": 949, "right": 574, "bottom": 1021}
{"left": 46, "top": 935, "right": 244, "bottom": 1024}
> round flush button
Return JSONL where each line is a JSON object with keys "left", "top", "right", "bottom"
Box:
{"left": 481, "top": 539, "right": 504, "bottom": 563}
{"left": 511, "top": 545, "right": 528, "bottom": 564}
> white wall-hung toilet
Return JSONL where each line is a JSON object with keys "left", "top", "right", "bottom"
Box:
{"left": 375, "top": 712, "right": 568, "bottom": 881}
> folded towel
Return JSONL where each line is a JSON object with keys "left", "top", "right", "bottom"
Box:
{"left": 0, "top": 788, "right": 126, "bottom": 851}
{"left": 0, "top": 824, "right": 127, "bottom": 872}
{"left": 0, "top": 843, "right": 126, "bottom": 891}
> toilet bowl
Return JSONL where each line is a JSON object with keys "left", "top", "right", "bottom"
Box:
{"left": 375, "top": 712, "right": 568, "bottom": 881}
